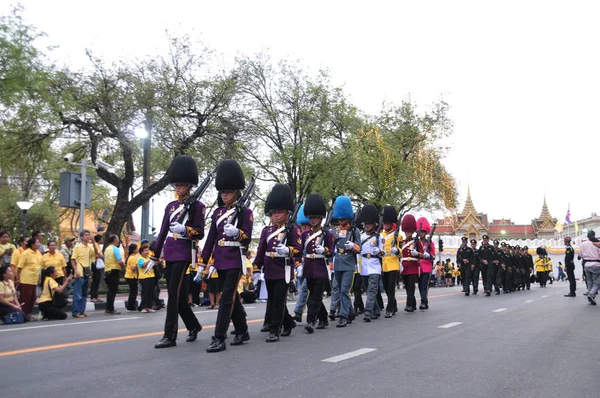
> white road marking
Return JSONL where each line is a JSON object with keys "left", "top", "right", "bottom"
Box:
{"left": 0, "top": 316, "right": 142, "bottom": 333}
{"left": 525, "top": 300, "right": 534, "bottom": 303}
{"left": 438, "top": 322, "right": 463, "bottom": 329}
{"left": 542, "top": 295, "right": 549, "bottom": 298}
{"left": 492, "top": 308, "right": 507, "bottom": 313}
{"left": 322, "top": 348, "right": 377, "bottom": 363}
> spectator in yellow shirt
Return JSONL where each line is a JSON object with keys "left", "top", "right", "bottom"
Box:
{"left": 39, "top": 266, "right": 73, "bottom": 320}
{"left": 10, "top": 236, "right": 28, "bottom": 275}
{"left": 0, "top": 265, "right": 28, "bottom": 321}
{"left": 103, "top": 234, "right": 124, "bottom": 315}
{"left": 125, "top": 244, "right": 139, "bottom": 311}
{"left": 17, "top": 237, "right": 43, "bottom": 320}
{"left": 71, "top": 230, "right": 95, "bottom": 318}
{"left": 0, "top": 231, "right": 16, "bottom": 270}
{"left": 137, "top": 244, "right": 156, "bottom": 313}
{"left": 41, "top": 241, "right": 67, "bottom": 286}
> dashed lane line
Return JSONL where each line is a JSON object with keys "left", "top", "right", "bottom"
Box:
{"left": 438, "top": 322, "right": 463, "bottom": 329}
{"left": 492, "top": 308, "right": 507, "bottom": 313}
{"left": 322, "top": 348, "right": 377, "bottom": 363}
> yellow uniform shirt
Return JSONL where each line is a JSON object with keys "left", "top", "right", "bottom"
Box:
{"left": 39, "top": 277, "right": 59, "bottom": 304}
{"left": 380, "top": 229, "right": 402, "bottom": 272}
{"left": 0, "top": 243, "right": 17, "bottom": 264}
{"left": 17, "top": 248, "right": 43, "bottom": 285}
{"left": 10, "top": 247, "right": 25, "bottom": 267}
{"left": 72, "top": 243, "right": 95, "bottom": 275}
{"left": 137, "top": 255, "right": 154, "bottom": 279}
{"left": 534, "top": 257, "right": 552, "bottom": 273}
{"left": 125, "top": 255, "right": 139, "bottom": 279}
{"left": 103, "top": 245, "right": 123, "bottom": 272}
{"left": 41, "top": 252, "right": 67, "bottom": 277}
{"left": 0, "top": 279, "right": 17, "bottom": 303}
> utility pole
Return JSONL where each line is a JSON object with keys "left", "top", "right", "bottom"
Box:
{"left": 140, "top": 116, "right": 152, "bottom": 241}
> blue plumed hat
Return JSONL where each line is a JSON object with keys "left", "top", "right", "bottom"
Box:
{"left": 333, "top": 196, "right": 354, "bottom": 220}
{"left": 296, "top": 204, "right": 309, "bottom": 225}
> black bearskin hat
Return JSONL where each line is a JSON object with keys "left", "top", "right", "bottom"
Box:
{"left": 264, "top": 183, "right": 294, "bottom": 215}
{"left": 382, "top": 205, "right": 398, "bottom": 223}
{"left": 536, "top": 247, "right": 545, "bottom": 256}
{"left": 360, "top": 204, "right": 379, "bottom": 224}
{"left": 304, "top": 193, "right": 326, "bottom": 217}
{"left": 215, "top": 160, "right": 245, "bottom": 191}
{"left": 167, "top": 155, "right": 199, "bottom": 185}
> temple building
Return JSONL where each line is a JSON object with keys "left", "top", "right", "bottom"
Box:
{"left": 435, "top": 187, "right": 557, "bottom": 240}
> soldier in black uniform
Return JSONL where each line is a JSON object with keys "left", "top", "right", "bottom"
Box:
{"left": 479, "top": 235, "right": 496, "bottom": 296}
{"left": 513, "top": 245, "right": 524, "bottom": 291}
{"left": 457, "top": 237, "right": 474, "bottom": 296}
{"left": 503, "top": 243, "right": 514, "bottom": 293}
{"left": 470, "top": 238, "right": 481, "bottom": 292}
{"left": 523, "top": 245, "right": 534, "bottom": 290}
{"left": 563, "top": 237, "right": 576, "bottom": 297}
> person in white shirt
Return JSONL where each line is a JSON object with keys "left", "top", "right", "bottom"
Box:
{"left": 579, "top": 231, "right": 600, "bottom": 305}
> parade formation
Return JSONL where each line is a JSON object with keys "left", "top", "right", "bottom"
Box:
{"left": 142, "top": 155, "right": 596, "bottom": 353}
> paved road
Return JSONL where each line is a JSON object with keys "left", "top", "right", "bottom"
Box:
{"left": 1, "top": 281, "right": 598, "bottom": 398}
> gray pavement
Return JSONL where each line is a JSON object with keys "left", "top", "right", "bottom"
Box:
{"left": 1, "top": 281, "right": 598, "bottom": 398}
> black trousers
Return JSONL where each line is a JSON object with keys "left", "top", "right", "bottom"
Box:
{"left": 126, "top": 278, "right": 138, "bottom": 310}
{"left": 153, "top": 268, "right": 163, "bottom": 307}
{"left": 504, "top": 267, "right": 514, "bottom": 291}
{"left": 265, "top": 279, "right": 295, "bottom": 334}
{"left": 214, "top": 268, "right": 247, "bottom": 340}
{"left": 163, "top": 261, "right": 201, "bottom": 340}
{"left": 382, "top": 271, "right": 398, "bottom": 313}
{"left": 105, "top": 269, "right": 120, "bottom": 311}
{"left": 402, "top": 274, "right": 418, "bottom": 308}
{"left": 566, "top": 266, "right": 576, "bottom": 294}
{"left": 524, "top": 269, "right": 531, "bottom": 288}
{"left": 461, "top": 264, "right": 471, "bottom": 292}
{"left": 188, "top": 272, "right": 201, "bottom": 305}
{"left": 352, "top": 273, "right": 364, "bottom": 311}
{"left": 39, "top": 301, "right": 67, "bottom": 320}
{"left": 240, "top": 290, "right": 256, "bottom": 303}
{"left": 140, "top": 278, "right": 155, "bottom": 310}
{"left": 90, "top": 263, "right": 103, "bottom": 300}
{"left": 538, "top": 271, "right": 547, "bottom": 287}
{"left": 306, "top": 277, "right": 328, "bottom": 324}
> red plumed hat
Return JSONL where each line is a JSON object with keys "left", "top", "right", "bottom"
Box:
{"left": 416, "top": 217, "right": 431, "bottom": 233}
{"left": 401, "top": 214, "right": 417, "bottom": 233}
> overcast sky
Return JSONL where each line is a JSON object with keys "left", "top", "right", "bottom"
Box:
{"left": 4, "top": 0, "right": 599, "bottom": 229}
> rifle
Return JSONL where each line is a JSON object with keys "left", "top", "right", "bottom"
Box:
{"left": 425, "top": 223, "right": 437, "bottom": 255}
{"left": 391, "top": 215, "right": 401, "bottom": 249}
{"left": 414, "top": 221, "right": 423, "bottom": 251}
{"left": 279, "top": 189, "right": 306, "bottom": 283}
{"left": 227, "top": 176, "right": 256, "bottom": 275}
{"left": 322, "top": 199, "right": 335, "bottom": 237}
{"left": 176, "top": 167, "right": 218, "bottom": 224}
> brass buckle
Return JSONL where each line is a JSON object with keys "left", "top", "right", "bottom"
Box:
{"left": 338, "top": 248, "right": 345, "bottom": 254}
{"left": 218, "top": 240, "right": 225, "bottom": 247}
{"left": 269, "top": 252, "right": 275, "bottom": 259}
{"left": 365, "top": 254, "right": 371, "bottom": 259}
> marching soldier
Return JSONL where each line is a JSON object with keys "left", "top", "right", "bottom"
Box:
{"left": 523, "top": 245, "right": 534, "bottom": 290}
{"left": 416, "top": 217, "right": 435, "bottom": 309}
{"left": 359, "top": 204, "right": 383, "bottom": 322}
{"left": 400, "top": 215, "right": 419, "bottom": 312}
{"left": 457, "top": 237, "right": 474, "bottom": 296}
{"left": 500, "top": 242, "right": 513, "bottom": 293}
{"left": 564, "top": 237, "right": 577, "bottom": 297}
{"left": 201, "top": 160, "right": 254, "bottom": 352}
{"left": 379, "top": 205, "right": 402, "bottom": 317}
{"left": 469, "top": 238, "right": 481, "bottom": 294}
{"left": 479, "top": 235, "right": 496, "bottom": 296}
{"left": 330, "top": 196, "right": 361, "bottom": 327}
{"left": 492, "top": 239, "right": 504, "bottom": 294}
{"left": 513, "top": 245, "right": 524, "bottom": 291}
{"left": 301, "top": 193, "right": 334, "bottom": 333}
{"left": 153, "top": 155, "right": 205, "bottom": 349}
{"left": 253, "top": 183, "right": 301, "bottom": 342}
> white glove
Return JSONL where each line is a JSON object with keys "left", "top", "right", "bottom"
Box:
{"left": 410, "top": 249, "right": 419, "bottom": 257}
{"left": 344, "top": 241, "right": 355, "bottom": 251}
{"left": 423, "top": 252, "right": 432, "bottom": 259}
{"left": 276, "top": 244, "right": 290, "bottom": 256}
{"left": 296, "top": 265, "right": 303, "bottom": 278}
{"left": 169, "top": 222, "right": 186, "bottom": 235}
{"left": 223, "top": 223, "right": 239, "bottom": 238}
{"left": 144, "top": 259, "right": 156, "bottom": 274}
{"left": 390, "top": 247, "right": 400, "bottom": 255}
{"left": 315, "top": 245, "right": 326, "bottom": 254}
{"left": 371, "top": 247, "right": 381, "bottom": 256}
{"left": 193, "top": 266, "right": 205, "bottom": 283}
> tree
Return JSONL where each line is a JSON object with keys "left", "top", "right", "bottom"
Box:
{"left": 232, "top": 54, "right": 364, "bottom": 202}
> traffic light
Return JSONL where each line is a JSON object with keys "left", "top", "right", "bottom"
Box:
{"left": 438, "top": 238, "right": 444, "bottom": 252}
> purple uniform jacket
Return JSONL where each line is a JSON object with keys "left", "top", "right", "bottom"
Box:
{"left": 254, "top": 224, "right": 302, "bottom": 280}
{"left": 201, "top": 206, "right": 253, "bottom": 271}
{"left": 301, "top": 228, "right": 334, "bottom": 279}
{"left": 154, "top": 199, "right": 206, "bottom": 262}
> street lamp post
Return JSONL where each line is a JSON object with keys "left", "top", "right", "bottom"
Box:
{"left": 16, "top": 201, "right": 34, "bottom": 236}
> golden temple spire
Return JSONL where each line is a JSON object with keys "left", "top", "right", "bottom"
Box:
{"left": 539, "top": 194, "right": 552, "bottom": 220}
{"left": 460, "top": 184, "right": 478, "bottom": 216}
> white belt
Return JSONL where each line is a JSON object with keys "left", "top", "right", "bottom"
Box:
{"left": 305, "top": 254, "right": 325, "bottom": 259}
{"left": 265, "top": 252, "right": 287, "bottom": 258}
{"left": 167, "top": 232, "right": 190, "bottom": 240}
{"left": 218, "top": 240, "right": 241, "bottom": 247}
{"left": 401, "top": 257, "right": 420, "bottom": 262}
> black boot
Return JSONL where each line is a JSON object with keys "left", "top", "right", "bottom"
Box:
{"left": 265, "top": 332, "right": 279, "bottom": 343}
{"left": 206, "top": 336, "right": 226, "bottom": 352}
{"left": 154, "top": 337, "right": 176, "bottom": 349}
{"left": 316, "top": 319, "right": 328, "bottom": 329}
{"left": 385, "top": 311, "right": 392, "bottom": 318}
{"left": 231, "top": 331, "right": 250, "bottom": 346}
{"left": 260, "top": 324, "right": 269, "bottom": 332}
{"left": 328, "top": 311, "right": 336, "bottom": 321}
{"left": 293, "top": 313, "right": 302, "bottom": 323}
{"left": 305, "top": 322, "right": 315, "bottom": 333}
{"left": 337, "top": 317, "right": 348, "bottom": 327}
{"left": 186, "top": 326, "right": 202, "bottom": 342}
